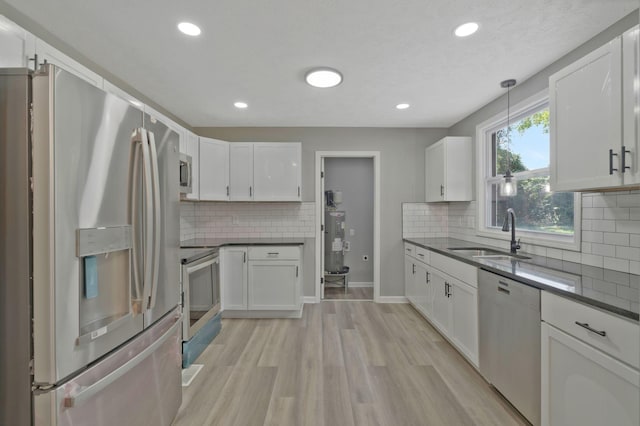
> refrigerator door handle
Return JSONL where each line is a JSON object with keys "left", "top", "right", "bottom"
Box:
{"left": 138, "top": 129, "right": 154, "bottom": 310}
{"left": 147, "top": 130, "right": 161, "bottom": 309}
{"left": 129, "top": 138, "right": 143, "bottom": 302}
{"left": 63, "top": 316, "right": 181, "bottom": 409}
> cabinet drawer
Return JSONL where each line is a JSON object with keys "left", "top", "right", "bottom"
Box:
{"left": 541, "top": 291, "right": 639, "bottom": 369}
{"left": 404, "top": 242, "right": 416, "bottom": 258}
{"left": 430, "top": 251, "right": 477, "bottom": 288}
{"left": 248, "top": 246, "right": 300, "bottom": 260}
{"left": 415, "top": 247, "right": 429, "bottom": 264}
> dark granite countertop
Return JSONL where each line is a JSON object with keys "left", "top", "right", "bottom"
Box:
{"left": 404, "top": 237, "right": 639, "bottom": 321}
{"left": 181, "top": 237, "right": 305, "bottom": 249}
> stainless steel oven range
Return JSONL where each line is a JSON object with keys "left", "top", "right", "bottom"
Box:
{"left": 180, "top": 247, "right": 221, "bottom": 366}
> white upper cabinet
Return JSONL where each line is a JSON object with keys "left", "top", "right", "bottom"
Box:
{"left": 622, "top": 26, "right": 640, "bottom": 186}
{"left": 35, "top": 39, "right": 103, "bottom": 88}
{"left": 550, "top": 25, "right": 639, "bottom": 191}
{"left": 253, "top": 143, "right": 301, "bottom": 201}
{"left": 199, "top": 137, "right": 229, "bottom": 201}
{"left": 229, "top": 143, "right": 254, "bottom": 201}
{"left": 183, "top": 131, "right": 200, "bottom": 201}
{"left": 425, "top": 136, "right": 472, "bottom": 202}
{"left": 0, "top": 15, "right": 35, "bottom": 68}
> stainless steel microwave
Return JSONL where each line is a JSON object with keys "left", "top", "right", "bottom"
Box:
{"left": 179, "top": 153, "right": 192, "bottom": 194}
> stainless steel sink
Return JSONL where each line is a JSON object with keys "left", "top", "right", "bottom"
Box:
{"left": 447, "top": 247, "right": 531, "bottom": 260}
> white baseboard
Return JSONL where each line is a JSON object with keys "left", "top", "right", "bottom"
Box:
{"left": 348, "top": 282, "right": 374, "bottom": 288}
{"left": 303, "top": 296, "right": 319, "bottom": 304}
{"left": 376, "top": 296, "right": 408, "bottom": 303}
{"left": 222, "top": 305, "right": 303, "bottom": 319}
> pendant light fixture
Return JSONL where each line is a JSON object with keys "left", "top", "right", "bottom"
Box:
{"left": 499, "top": 79, "right": 517, "bottom": 197}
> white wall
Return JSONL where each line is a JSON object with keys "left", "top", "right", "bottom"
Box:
{"left": 324, "top": 158, "right": 374, "bottom": 283}
{"left": 194, "top": 128, "right": 449, "bottom": 297}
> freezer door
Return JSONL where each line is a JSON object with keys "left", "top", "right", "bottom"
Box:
{"left": 142, "top": 113, "right": 180, "bottom": 327}
{"left": 32, "top": 65, "right": 145, "bottom": 385}
{"left": 34, "top": 310, "right": 182, "bottom": 426}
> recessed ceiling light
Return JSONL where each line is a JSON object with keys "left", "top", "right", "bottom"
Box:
{"left": 454, "top": 22, "right": 479, "bottom": 37}
{"left": 305, "top": 68, "right": 343, "bottom": 88}
{"left": 396, "top": 103, "right": 410, "bottom": 110}
{"left": 178, "top": 22, "right": 201, "bottom": 36}
{"left": 234, "top": 101, "right": 248, "bottom": 109}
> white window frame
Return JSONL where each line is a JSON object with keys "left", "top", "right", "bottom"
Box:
{"left": 476, "top": 90, "right": 581, "bottom": 251}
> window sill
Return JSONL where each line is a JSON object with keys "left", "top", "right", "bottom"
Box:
{"left": 476, "top": 227, "right": 581, "bottom": 252}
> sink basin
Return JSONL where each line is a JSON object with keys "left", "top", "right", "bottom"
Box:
{"left": 447, "top": 247, "right": 531, "bottom": 260}
{"left": 447, "top": 247, "right": 506, "bottom": 256}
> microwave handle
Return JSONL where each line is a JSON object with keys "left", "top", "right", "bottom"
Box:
{"left": 187, "top": 159, "right": 192, "bottom": 190}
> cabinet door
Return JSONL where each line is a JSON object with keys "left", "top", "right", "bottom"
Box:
{"left": 35, "top": 39, "right": 103, "bottom": 88}
{"left": 443, "top": 137, "right": 472, "bottom": 201}
{"left": 0, "top": 15, "right": 36, "bottom": 68}
{"left": 622, "top": 26, "right": 640, "bottom": 185}
{"left": 253, "top": 143, "right": 301, "bottom": 201}
{"left": 414, "top": 263, "right": 431, "bottom": 318}
{"left": 404, "top": 256, "right": 417, "bottom": 304}
{"left": 229, "top": 143, "right": 254, "bottom": 201}
{"left": 550, "top": 37, "right": 622, "bottom": 191}
{"left": 220, "top": 248, "right": 248, "bottom": 310}
{"left": 450, "top": 279, "right": 478, "bottom": 366}
{"left": 184, "top": 132, "right": 200, "bottom": 200}
{"left": 541, "top": 323, "right": 640, "bottom": 426}
{"left": 425, "top": 141, "right": 445, "bottom": 202}
{"left": 430, "top": 271, "right": 451, "bottom": 335}
{"left": 199, "top": 137, "right": 229, "bottom": 201}
{"left": 248, "top": 260, "right": 300, "bottom": 310}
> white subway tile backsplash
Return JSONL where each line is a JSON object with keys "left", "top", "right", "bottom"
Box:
{"left": 603, "top": 232, "right": 630, "bottom": 246}
{"left": 604, "top": 257, "right": 629, "bottom": 273}
{"left": 180, "top": 201, "right": 316, "bottom": 240}
{"left": 591, "top": 220, "right": 616, "bottom": 232}
{"left": 582, "top": 208, "right": 603, "bottom": 220}
{"left": 617, "top": 194, "right": 640, "bottom": 208}
{"left": 591, "top": 243, "right": 616, "bottom": 257}
{"left": 582, "top": 231, "right": 604, "bottom": 244}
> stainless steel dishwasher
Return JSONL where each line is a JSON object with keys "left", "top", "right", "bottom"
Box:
{"left": 479, "top": 269, "right": 541, "bottom": 426}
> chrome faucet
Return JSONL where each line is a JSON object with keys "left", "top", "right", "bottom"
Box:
{"left": 502, "top": 208, "right": 521, "bottom": 254}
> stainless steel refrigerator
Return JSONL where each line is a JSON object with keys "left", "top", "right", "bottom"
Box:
{"left": 0, "top": 65, "right": 182, "bottom": 426}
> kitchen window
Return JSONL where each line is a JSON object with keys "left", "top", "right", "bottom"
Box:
{"left": 477, "top": 91, "right": 581, "bottom": 250}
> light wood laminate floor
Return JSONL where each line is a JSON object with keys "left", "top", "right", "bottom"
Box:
{"left": 324, "top": 286, "right": 373, "bottom": 300}
{"left": 174, "top": 302, "right": 527, "bottom": 426}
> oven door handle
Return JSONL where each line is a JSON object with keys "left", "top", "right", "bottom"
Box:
{"left": 186, "top": 255, "right": 219, "bottom": 274}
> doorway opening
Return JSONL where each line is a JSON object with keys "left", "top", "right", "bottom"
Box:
{"left": 314, "top": 151, "right": 380, "bottom": 302}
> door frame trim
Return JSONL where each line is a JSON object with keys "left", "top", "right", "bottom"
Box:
{"left": 314, "top": 151, "right": 381, "bottom": 302}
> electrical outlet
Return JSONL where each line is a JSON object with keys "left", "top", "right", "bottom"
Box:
{"left": 362, "top": 255, "right": 368, "bottom": 261}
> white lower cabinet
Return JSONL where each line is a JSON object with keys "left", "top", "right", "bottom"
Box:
{"left": 541, "top": 323, "right": 639, "bottom": 426}
{"left": 221, "top": 245, "right": 302, "bottom": 317}
{"left": 403, "top": 245, "right": 478, "bottom": 367}
{"left": 450, "top": 278, "right": 478, "bottom": 365}
{"left": 220, "top": 247, "right": 247, "bottom": 310}
{"left": 541, "top": 291, "right": 640, "bottom": 426}
{"left": 430, "top": 270, "right": 452, "bottom": 336}
{"left": 248, "top": 260, "right": 299, "bottom": 310}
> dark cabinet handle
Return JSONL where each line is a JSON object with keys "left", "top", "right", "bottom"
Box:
{"left": 412, "top": 263, "right": 416, "bottom": 274}
{"left": 298, "top": 186, "right": 301, "bottom": 197}
{"left": 609, "top": 149, "right": 618, "bottom": 175}
{"left": 226, "top": 185, "right": 230, "bottom": 196}
{"left": 621, "top": 146, "right": 631, "bottom": 173}
{"left": 575, "top": 321, "right": 606, "bottom": 337}
{"left": 498, "top": 287, "right": 510, "bottom": 295}
{"left": 440, "top": 185, "right": 444, "bottom": 196}
{"left": 426, "top": 271, "right": 430, "bottom": 284}
{"left": 250, "top": 186, "right": 252, "bottom": 196}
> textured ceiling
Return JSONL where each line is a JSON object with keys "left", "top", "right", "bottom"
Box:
{"left": 4, "top": 0, "right": 637, "bottom": 127}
